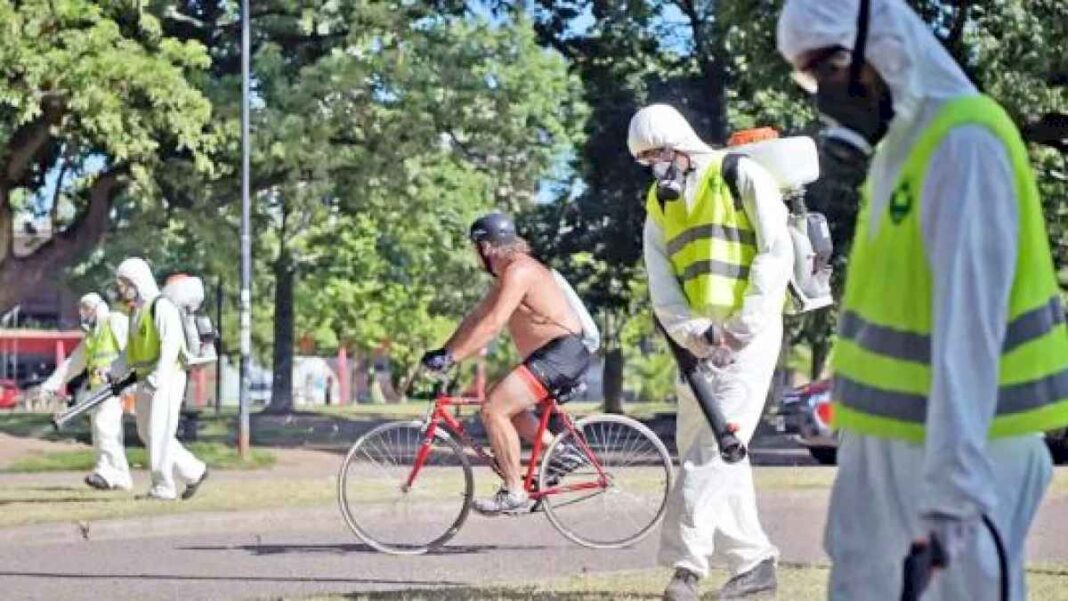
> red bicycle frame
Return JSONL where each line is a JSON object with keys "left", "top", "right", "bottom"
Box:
{"left": 405, "top": 388, "right": 610, "bottom": 500}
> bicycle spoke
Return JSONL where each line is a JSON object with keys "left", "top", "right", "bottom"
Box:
{"left": 338, "top": 422, "right": 472, "bottom": 555}
{"left": 542, "top": 416, "right": 671, "bottom": 550}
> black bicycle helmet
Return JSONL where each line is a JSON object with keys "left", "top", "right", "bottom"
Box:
{"left": 469, "top": 212, "right": 517, "bottom": 245}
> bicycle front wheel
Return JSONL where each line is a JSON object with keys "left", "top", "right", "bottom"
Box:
{"left": 338, "top": 420, "right": 473, "bottom": 555}
{"left": 539, "top": 414, "right": 673, "bottom": 549}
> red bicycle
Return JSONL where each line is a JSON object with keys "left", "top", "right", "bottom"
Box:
{"left": 337, "top": 376, "right": 673, "bottom": 555}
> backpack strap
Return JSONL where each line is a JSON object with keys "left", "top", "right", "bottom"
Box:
{"left": 720, "top": 152, "right": 746, "bottom": 211}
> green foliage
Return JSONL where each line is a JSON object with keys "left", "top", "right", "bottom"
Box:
{"left": 0, "top": 0, "right": 217, "bottom": 312}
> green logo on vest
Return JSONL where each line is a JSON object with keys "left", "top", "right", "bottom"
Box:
{"left": 889, "top": 182, "right": 912, "bottom": 224}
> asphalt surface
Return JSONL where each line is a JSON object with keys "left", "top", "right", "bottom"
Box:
{"left": 0, "top": 489, "right": 830, "bottom": 601}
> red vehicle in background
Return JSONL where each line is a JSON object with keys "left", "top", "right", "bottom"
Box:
{"left": 0, "top": 379, "right": 18, "bottom": 409}
{"left": 774, "top": 379, "right": 837, "bottom": 465}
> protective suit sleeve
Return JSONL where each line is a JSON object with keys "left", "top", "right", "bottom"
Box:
{"left": 723, "top": 157, "right": 793, "bottom": 344}
{"left": 920, "top": 125, "right": 1017, "bottom": 520}
{"left": 42, "top": 342, "right": 87, "bottom": 391}
{"left": 108, "top": 313, "right": 129, "bottom": 352}
{"left": 147, "top": 298, "right": 186, "bottom": 389}
{"left": 643, "top": 216, "right": 713, "bottom": 355}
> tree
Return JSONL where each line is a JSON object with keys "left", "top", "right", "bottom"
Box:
{"left": 0, "top": 0, "right": 215, "bottom": 313}
{"left": 524, "top": 0, "right": 1067, "bottom": 389}
{"left": 294, "top": 13, "right": 587, "bottom": 396}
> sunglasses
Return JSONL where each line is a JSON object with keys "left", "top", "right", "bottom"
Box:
{"left": 791, "top": 46, "right": 852, "bottom": 93}
{"left": 636, "top": 147, "right": 675, "bottom": 166}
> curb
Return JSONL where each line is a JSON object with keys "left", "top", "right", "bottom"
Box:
{"left": 0, "top": 504, "right": 342, "bottom": 547}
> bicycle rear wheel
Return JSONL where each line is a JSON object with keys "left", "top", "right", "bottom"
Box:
{"left": 338, "top": 420, "right": 473, "bottom": 555}
{"left": 539, "top": 414, "right": 672, "bottom": 548}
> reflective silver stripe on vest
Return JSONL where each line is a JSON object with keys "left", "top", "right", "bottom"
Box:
{"left": 836, "top": 367, "right": 1068, "bottom": 424}
{"left": 998, "top": 366, "right": 1068, "bottom": 415}
{"left": 837, "top": 311, "right": 931, "bottom": 364}
{"left": 1002, "top": 296, "right": 1066, "bottom": 354}
{"left": 679, "top": 260, "right": 750, "bottom": 282}
{"left": 666, "top": 224, "right": 757, "bottom": 256}
{"left": 834, "top": 376, "right": 928, "bottom": 423}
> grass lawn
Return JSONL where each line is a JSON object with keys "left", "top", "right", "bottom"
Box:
{"left": 294, "top": 564, "right": 1068, "bottom": 600}
{"left": 4, "top": 441, "right": 275, "bottom": 472}
{"left": 0, "top": 474, "right": 335, "bottom": 529}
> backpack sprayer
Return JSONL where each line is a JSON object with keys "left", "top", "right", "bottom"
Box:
{"left": 726, "top": 129, "right": 833, "bottom": 314}
{"left": 52, "top": 274, "right": 218, "bottom": 431}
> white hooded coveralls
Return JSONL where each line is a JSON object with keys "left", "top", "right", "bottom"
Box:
{"left": 778, "top": 1, "right": 1052, "bottom": 599}
{"left": 630, "top": 105, "right": 793, "bottom": 578}
{"left": 42, "top": 293, "right": 132, "bottom": 490}
{"left": 112, "top": 258, "right": 207, "bottom": 500}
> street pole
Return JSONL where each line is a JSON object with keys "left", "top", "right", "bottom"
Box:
{"left": 238, "top": 0, "right": 252, "bottom": 460}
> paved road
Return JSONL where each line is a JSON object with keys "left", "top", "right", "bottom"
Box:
{"left": 3, "top": 488, "right": 1067, "bottom": 601}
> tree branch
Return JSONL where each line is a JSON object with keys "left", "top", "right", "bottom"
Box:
{"left": 3, "top": 93, "right": 66, "bottom": 186}
{"left": 0, "top": 166, "right": 128, "bottom": 313}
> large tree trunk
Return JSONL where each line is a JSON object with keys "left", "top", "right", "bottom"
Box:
{"left": 0, "top": 168, "right": 126, "bottom": 313}
{"left": 811, "top": 339, "right": 830, "bottom": 382}
{"left": 266, "top": 194, "right": 296, "bottom": 414}
{"left": 602, "top": 347, "right": 624, "bottom": 414}
{"left": 267, "top": 247, "right": 295, "bottom": 413}
{"left": 601, "top": 311, "right": 625, "bottom": 414}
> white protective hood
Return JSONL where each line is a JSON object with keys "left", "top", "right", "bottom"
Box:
{"left": 115, "top": 257, "right": 161, "bottom": 303}
{"left": 627, "top": 104, "right": 716, "bottom": 158}
{"left": 79, "top": 292, "right": 110, "bottom": 333}
{"left": 777, "top": 0, "right": 977, "bottom": 208}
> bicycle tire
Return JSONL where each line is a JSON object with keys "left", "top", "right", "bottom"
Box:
{"left": 539, "top": 414, "right": 673, "bottom": 549}
{"left": 338, "top": 420, "right": 473, "bottom": 555}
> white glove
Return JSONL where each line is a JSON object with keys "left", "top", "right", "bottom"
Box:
{"left": 918, "top": 513, "right": 981, "bottom": 566}
{"left": 676, "top": 318, "right": 719, "bottom": 358}
{"left": 707, "top": 346, "right": 736, "bottom": 368}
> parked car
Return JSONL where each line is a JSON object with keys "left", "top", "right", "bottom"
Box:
{"left": 0, "top": 379, "right": 19, "bottom": 409}
{"left": 778, "top": 379, "right": 1068, "bottom": 465}
{"left": 774, "top": 379, "right": 837, "bottom": 465}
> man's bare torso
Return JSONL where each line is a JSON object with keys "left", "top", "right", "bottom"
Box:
{"left": 501, "top": 256, "right": 582, "bottom": 358}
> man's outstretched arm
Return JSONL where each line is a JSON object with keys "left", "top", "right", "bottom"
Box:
{"left": 444, "top": 262, "right": 533, "bottom": 362}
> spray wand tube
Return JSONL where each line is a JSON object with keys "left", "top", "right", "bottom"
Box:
{"left": 900, "top": 514, "right": 1009, "bottom": 601}
{"left": 654, "top": 317, "right": 747, "bottom": 463}
{"left": 52, "top": 372, "right": 138, "bottom": 430}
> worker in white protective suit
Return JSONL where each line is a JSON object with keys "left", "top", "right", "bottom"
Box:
{"left": 41, "top": 293, "right": 132, "bottom": 490}
{"left": 628, "top": 104, "right": 793, "bottom": 600}
{"left": 111, "top": 258, "right": 209, "bottom": 501}
{"left": 777, "top": 1, "right": 1068, "bottom": 599}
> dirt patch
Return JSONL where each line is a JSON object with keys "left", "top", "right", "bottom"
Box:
{"left": 0, "top": 432, "right": 90, "bottom": 469}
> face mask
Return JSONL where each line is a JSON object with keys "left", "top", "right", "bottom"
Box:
{"left": 810, "top": 0, "right": 891, "bottom": 175}
{"left": 815, "top": 80, "right": 893, "bottom": 149}
{"left": 652, "top": 159, "right": 686, "bottom": 202}
{"left": 115, "top": 280, "right": 138, "bottom": 304}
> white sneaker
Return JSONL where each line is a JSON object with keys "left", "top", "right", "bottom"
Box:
{"left": 472, "top": 487, "right": 531, "bottom": 516}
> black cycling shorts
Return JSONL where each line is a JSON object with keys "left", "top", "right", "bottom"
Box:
{"left": 518, "top": 334, "right": 591, "bottom": 403}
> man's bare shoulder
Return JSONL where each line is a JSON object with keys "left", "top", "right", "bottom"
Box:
{"left": 498, "top": 255, "right": 546, "bottom": 286}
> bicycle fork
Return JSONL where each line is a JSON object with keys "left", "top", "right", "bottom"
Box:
{"left": 403, "top": 417, "right": 440, "bottom": 492}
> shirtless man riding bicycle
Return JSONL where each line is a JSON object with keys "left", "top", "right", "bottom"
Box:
{"left": 421, "top": 212, "right": 594, "bottom": 515}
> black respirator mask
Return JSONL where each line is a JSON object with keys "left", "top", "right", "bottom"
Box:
{"left": 652, "top": 156, "right": 689, "bottom": 203}
{"left": 812, "top": 0, "right": 893, "bottom": 174}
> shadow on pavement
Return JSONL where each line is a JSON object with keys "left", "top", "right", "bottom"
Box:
{"left": 176, "top": 542, "right": 552, "bottom": 556}
{"left": 0, "top": 571, "right": 461, "bottom": 587}
{"left": 0, "top": 496, "right": 126, "bottom": 505}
